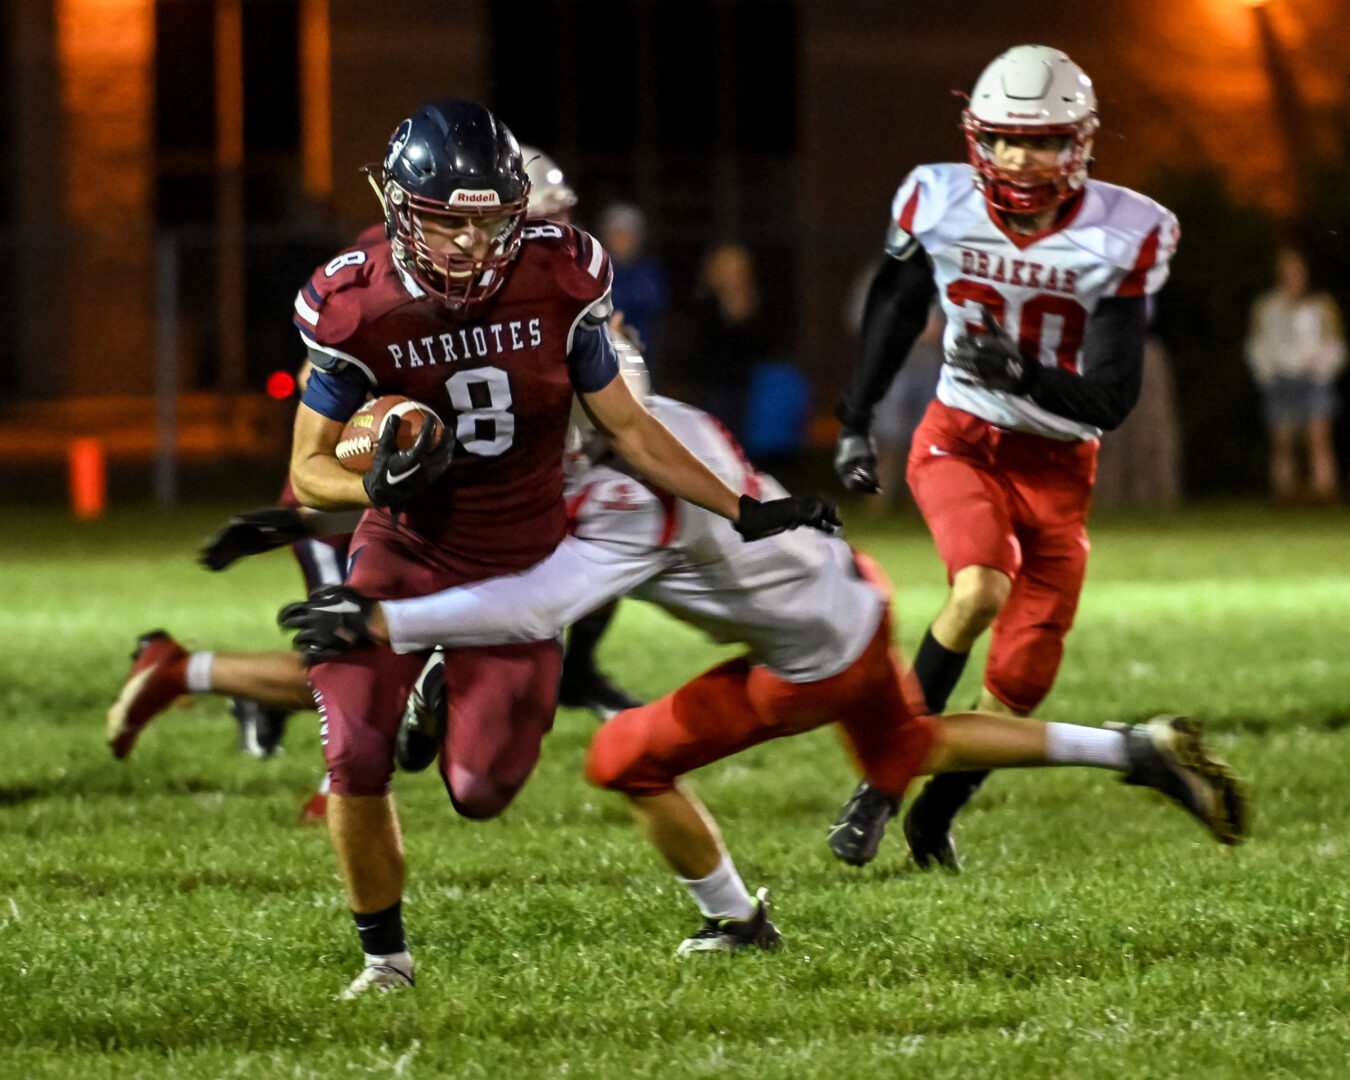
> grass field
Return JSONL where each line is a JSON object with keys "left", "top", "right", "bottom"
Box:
{"left": 4, "top": 502, "right": 1350, "bottom": 1078}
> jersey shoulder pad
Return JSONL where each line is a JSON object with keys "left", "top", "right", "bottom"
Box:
{"left": 522, "top": 222, "right": 614, "bottom": 307}
{"left": 888, "top": 163, "right": 971, "bottom": 256}
{"left": 1079, "top": 181, "right": 1180, "bottom": 297}
{"left": 352, "top": 223, "right": 389, "bottom": 250}
{"left": 293, "top": 242, "right": 400, "bottom": 375}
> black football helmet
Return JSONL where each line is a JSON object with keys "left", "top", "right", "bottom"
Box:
{"left": 375, "top": 100, "right": 531, "bottom": 311}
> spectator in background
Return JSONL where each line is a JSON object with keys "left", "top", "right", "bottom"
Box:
{"left": 680, "top": 243, "right": 768, "bottom": 440}
{"left": 1245, "top": 247, "right": 1347, "bottom": 504}
{"left": 598, "top": 203, "right": 667, "bottom": 351}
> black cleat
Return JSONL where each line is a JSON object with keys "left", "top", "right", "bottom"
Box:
{"left": 396, "top": 650, "right": 446, "bottom": 772}
{"left": 901, "top": 770, "right": 989, "bottom": 872}
{"left": 230, "top": 698, "right": 289, "bottom": 758}
{"left": 557, "top": 666, "right": 642, "bottom": 721}
{"left": 902, "top": 800, "right": 961, "bottom": 872}
{"left": 677, "top": 888, "right": 783, "bottom": 955}
{"left": 1114, "top": 716, "right": 1246, "bottom": 845}
{"left": 827, "top": 781, "right": 900, "bottom": 866}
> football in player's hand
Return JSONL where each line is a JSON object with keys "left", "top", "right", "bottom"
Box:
{"left": 335, "top": 396, "right": 444, "bottom": 474}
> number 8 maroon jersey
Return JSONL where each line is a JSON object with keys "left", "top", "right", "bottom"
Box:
{"left": 293, "top": 222, "right": 613, "bottom": 576}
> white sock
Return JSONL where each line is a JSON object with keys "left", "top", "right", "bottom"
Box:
{"left": 1045, "top": 723, "right": 1129, "bottom": 771}
{"left": 318, "top": 772, "right": 332, "bottom": 795}
{"left": 184, "top": 652, "right": 215, "bottom": 694}
{"left": 364, "top": 949, "right": 413, "bottom": 977}
{"left": 678, "top": 855, "right": 756, "bottom": 921}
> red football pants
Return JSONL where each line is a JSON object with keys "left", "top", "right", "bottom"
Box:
{"left": 311, "top": 519, "right": 561, "bottom": 817}
{"left": 585, "top": 610, "right": 935, "bottom": 800}
{"left": 907, "top": 399, "right": 1097, "bottom": 713}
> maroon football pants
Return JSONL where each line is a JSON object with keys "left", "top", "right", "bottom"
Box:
{"left": 310, "top": 517, "right": 562, "bottom": 818}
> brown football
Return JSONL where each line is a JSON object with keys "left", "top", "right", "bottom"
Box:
{"left": 335, "top": 395, "right": 445, "bottom": 474}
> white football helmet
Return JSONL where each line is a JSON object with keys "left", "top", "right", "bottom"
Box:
{"left": 962, "top": 45, "right": 1098, "bottom": 215}
{"left": 521, "top": 146, "right": 578, "bottom": 220}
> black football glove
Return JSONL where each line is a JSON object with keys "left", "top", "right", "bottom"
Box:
{"left": 949, "top": 304, "right": 1040, "bottom": 395}
{"left": 277, "top": 585, "right": 378, "bottom": 665}
{"left": 362, "top": 415, "right": 454, "bottom": 509}
{"left": 834, "top": 429, "right": 881, "bottom": 494}
{"left": 199, "top": 507, "right": 307, "bottom": 571}
{"left": 734, "top": 493, "right": 842, "bottom": 541}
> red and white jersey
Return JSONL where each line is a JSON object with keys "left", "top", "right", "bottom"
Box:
{"left": 382, "top": 397, "right": 886, "bottom": 683}
{"left": 892, "top": 163, "right": 1179, "bottom": 440}
{"left": 293, "top": 222, "right": 612, "bottom": 574}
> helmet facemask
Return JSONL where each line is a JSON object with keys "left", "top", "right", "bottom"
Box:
{"left": 963, "top": 113, "right": 1097, "bottom": 216}
{"left": 383, "top": 179, "right": 531, "bottom": 311}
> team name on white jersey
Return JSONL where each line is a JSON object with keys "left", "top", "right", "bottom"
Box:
{"left": 957, "top": 249, "right": 1079, "bottom": 296}
{"left": 386, "top": 319, "right": 543, "bottom": 369}
{"left": 891, "top": 162, "right": 1178, "bottom": 441}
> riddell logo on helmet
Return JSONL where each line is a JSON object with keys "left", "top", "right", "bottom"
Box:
{"left": 1006, "top": 112, "right": 1045, "bottom": 120}
{"left": 449, "top": 189, "right": 502, "bottom": 208}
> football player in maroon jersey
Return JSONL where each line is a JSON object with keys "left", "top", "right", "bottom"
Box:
{"left": 286, "top": 100, "right": 836, "bottom": 998}
{"left": 108, "top": 152, "right": 636, "bottom": 802}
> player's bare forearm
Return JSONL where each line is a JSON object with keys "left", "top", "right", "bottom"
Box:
{"left": 290, "top": 454, "right": 370, "bottom": 510}
{"left": 367, "top": 604, "right": 391, "bottom": 646}
{"left": 582, "top": 376, "right": 742, "bottom": 521}
{"left": 289, "top": 403, "right": 373, "bottom": 510}
{"left": 608, "top": 412, "right": 741, "bottom": 520}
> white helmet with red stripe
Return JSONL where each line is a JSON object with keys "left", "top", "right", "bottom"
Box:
{"left": 963, "top": 45, "right": 1098, "bottom": 215}
{"left": 522, "top": 146, "right": 579, "bottom": 220}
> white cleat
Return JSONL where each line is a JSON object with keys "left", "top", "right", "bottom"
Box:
{"left": 338, "top": 962, "right": 415, "bottom": 1000}
{"left": 677, "top": 887, "right": 783, "bottom": 956}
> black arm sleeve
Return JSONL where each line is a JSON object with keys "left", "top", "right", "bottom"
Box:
{"left": 835, "top": 252, "right": 937, "bottom": 433}
{"left": 1025, "top": 295, "right": 1148, "bottom": 432}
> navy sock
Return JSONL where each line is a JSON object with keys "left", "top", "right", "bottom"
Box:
{"left": 353, "top": 900, "right": 406, "bottom": 957}
{"left": 913, "top": 627, "right": 969, "bottom": 714}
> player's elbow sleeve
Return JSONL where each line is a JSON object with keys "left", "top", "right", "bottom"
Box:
{"left": 1094, "top": 398, "right": 1133, "bottom": 431}
{"left": 1078, "top": 375, "right": 1140, "bottom": 431}
{"left": 866, "top": 255, "right": 935, "bottom": 328}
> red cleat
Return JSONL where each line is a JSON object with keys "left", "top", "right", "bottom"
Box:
{"left": 106, "top": 630, "right": 189, "bottom": 759}
{"left": 299, "top": 791, "right": 328, "bottom": 824}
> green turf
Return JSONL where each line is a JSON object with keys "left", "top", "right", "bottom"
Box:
{"left": 3, "top": 503, "right": 1349, "bottom": 1078}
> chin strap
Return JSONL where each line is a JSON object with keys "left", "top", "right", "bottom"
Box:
{"left": 361, "top": 165, "right": 389, "bottom": 215}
